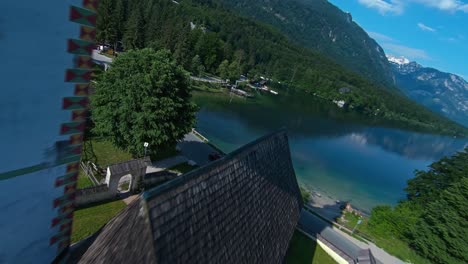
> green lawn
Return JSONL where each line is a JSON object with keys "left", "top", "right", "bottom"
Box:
{"left": 77, "top": 169, "right": 94, "bottom": 189}
{"left": 93, "top": 139, "right": 180, "bottom": 163}
{"left": 91, "top": 139, "right": 133, "bottom": 166}
{"left": 168, "top": 162, "right": 198, "bottom": 174}
{"left": 285, "top": 230, "right": 337, "bottom": 264}
{"left": 338, "top": 212, "right": 430, "bottom": 264}
{"left": 71, "top": 200, "right": 127, "bottom": 243}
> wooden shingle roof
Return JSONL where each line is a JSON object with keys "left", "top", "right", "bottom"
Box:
{"left": 78, "top": 130, "right": 302, "bottom": 264}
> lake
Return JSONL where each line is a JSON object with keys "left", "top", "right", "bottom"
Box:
{"left": 193, "top": 90, "right": 467, "bottom": 213}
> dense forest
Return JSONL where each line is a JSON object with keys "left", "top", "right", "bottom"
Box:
{"left": 368, "top": 148, "right": 468, "bottom": 264}
{"left": 214, "top": 0, "right": 395, "bottom": 86}
{"left": 96, "top": 0, "right": 468, "bottom": 136}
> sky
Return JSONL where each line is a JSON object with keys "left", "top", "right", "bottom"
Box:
{"left": 328, "top": 0, "right": 468, "bottom": 80}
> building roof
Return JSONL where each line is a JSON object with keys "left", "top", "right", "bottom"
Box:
{"left": 78, "top": 130, "right": 302, "bottom": 264}
{"left": 78, "top": 200, "right": 157, "bottom": 263}
{"left": 107, "top": 157, "right": 151, "bottom": 175}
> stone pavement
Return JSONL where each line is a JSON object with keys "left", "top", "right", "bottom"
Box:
{"left": 176, "top": 132, "right": 220, "bottom": 166}
{"left": 146, "top": 155, "right": 188, "bottom": 174}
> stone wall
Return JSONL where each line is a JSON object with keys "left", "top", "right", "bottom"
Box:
{"left": 75, "top": 185, "right": 115, "bottom": 207}
{"left": 144, "top": 171, "right": 179, "bottom": 188}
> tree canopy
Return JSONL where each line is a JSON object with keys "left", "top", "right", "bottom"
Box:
{"left": 91, "top": 48, "right": 197, "bottom": 156}
{"left": 368, "top": 148, "right": 468, "bottom": 264}
{"left": 95, "top": 0, "right": 468, "bottom": 136}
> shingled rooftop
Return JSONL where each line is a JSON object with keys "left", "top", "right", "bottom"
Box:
{"left": 77, "top": 130, "right": 303, "bottom": 263}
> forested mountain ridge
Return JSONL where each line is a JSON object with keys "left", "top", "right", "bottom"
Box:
{"left": 95, "top": 0, "right": 468, "bottom": 136}
{"left": 213, "top": 0, "right": 395, "bottom": 86}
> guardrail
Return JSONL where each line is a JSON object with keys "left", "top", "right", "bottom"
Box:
{"left": 192, "top": 128, "right": 209, "bottom": 142}
{"left": 304, "top": 205, "right": 374, "bottom": 243}
{"left": 317, "top": 234, "right": 356, "bottom": 264}
{"left": 80, "top": 161, "right": 100, "bottom": 186}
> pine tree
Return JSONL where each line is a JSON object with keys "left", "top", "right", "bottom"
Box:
{"left": 96, "top": 0, "right": 117, "bottom": 45}
{"left": 123, "top": 6, "right": 145, "bottom": 50}
{"left": 217, "top": 60, "right": 229, "bottom": 80}
{"left": 191, "top": 55, "right": 203, "bottom": 77}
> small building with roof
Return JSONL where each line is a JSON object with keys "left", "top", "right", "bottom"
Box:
{"left": 74, "top": 131, "right": 303, "bottom": 264}
{"left": 104, "top": 157, "right": 151, "bottom": 194}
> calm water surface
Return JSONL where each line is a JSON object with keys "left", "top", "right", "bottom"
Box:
{"left": 193, "top": 91, "right": 467, "bottom": 213}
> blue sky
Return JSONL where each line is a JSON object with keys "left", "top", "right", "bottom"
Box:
{"left": 328, "top": 0, "right": 468, "bottom": 79}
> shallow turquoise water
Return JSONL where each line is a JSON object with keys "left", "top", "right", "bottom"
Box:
{"left": 194, "top": 92, "right": 467, "bottom": 212}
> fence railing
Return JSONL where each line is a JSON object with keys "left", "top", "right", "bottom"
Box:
{"left": 80, "top": 161, "right": 100, "bottom": 186}
{"left": 304, "top": 205, "right": 375, "bottom": 243}
{"left": 192, "top": 128, "right": 209, "bottom": 142}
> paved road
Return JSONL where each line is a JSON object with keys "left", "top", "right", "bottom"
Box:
{"left": 92, "top": 50, "right": 112, "bottom": 70}
{"left": 334, "top": 226, "right": 404, "bottom": 264}
{"left": 176, "top": 132, "right": 220, "bottom": 166}
{"left": 299, "top": 210, "right": 405, "bottom": 264}
{"left": 144, "top": 132, "right": 220, "bottom": 173}
{"left": 298, "top": 210, "right": 361, "bottom": 260}
{"left": 92, "top": 50, "right": 113, "bottom": 63}
{"left": 190, "top": 76, "right": 225, "bottom": 83}
{"left": 146, "top": 155, "right": 188, "bottom": 174}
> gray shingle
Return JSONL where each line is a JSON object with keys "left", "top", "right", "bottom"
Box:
{"left": 78, "top": 130, "right": 302, "bottom": 264}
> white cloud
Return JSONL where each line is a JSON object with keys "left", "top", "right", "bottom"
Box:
{"left": 417, "top": 22, "right": 436, "bottom": 32}
{"left": 367, "top": 31, "right": 396, "bottom": 42}
{"left": 357, "top": 0, "right": 403, "bottom": 14}
{"left": 358, "top": 0, "right": 468, "bottom": 14}
{"left": 412, "top": 0, "right": 468, "bottom": 12}
{"left": 382, "top": 43, "right": 431, "bottom": 60}
{"left": 368, "top": 30, "right": 431, "bottom": 60}
{"left": 459, "top": 4, "right": 468, "bottom": 11}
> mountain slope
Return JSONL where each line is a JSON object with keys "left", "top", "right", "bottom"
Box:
{"left": 213, "top": 0, "right": 395, "bottom": 86}
{"left": 95, "top": 0, "right": 468, "bottom": 136}
{"left": 388, "top": 55, "right": 468, "bottom": 127}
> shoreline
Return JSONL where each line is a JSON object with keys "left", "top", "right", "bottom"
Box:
{"left": 301, "top": 184, "right": 371, "bottom": 221}
{"left": 193, "top": 126, "right": 371, "bottom": 218}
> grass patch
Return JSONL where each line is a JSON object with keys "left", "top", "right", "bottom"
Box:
{"left": 119, "top": 181, "right": 130, "bottom": 191}
{"left": 338, "top": 212, "right": 430, "bottom": 263}
{"left": 285, "top": 230, "right": 337, "bottom": 264}
{"left": 300, "top": 186, "right": 311, "bottom": 203}
{"left": 168, "top": 162, "right": 198, "bottom": 174}
{"left": 77, "top": 169, "right": 94, "bottom": 189}
{"left": 88, "top": 139, "right": 179, "bottom": 165}
{"left": 71, "top": 200, "right": 127, "bottom": 243}
{"left": 91, "top": 139, "right": 133, "bottom": 166}
{"left": 192, "top": 82, "right": 224, "bottom": 93}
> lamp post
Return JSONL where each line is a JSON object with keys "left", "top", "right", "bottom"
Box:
{"left": 352, "top": 219, "right": 362, "bottom": 234}
{"left": 144, "top": 142, "right": 149, "bottom": 157}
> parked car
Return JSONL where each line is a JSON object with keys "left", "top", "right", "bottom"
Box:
{"left": 208, "top": 152, "right": 222, "bottom": 161}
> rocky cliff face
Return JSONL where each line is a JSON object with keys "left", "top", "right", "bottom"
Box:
{"left": 388, "top": 55, "right": 468, "bottom": 127}
{"left": 215, "top": 0, "right": 395, "bottom": 86}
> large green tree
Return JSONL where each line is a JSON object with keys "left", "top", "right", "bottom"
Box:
{"left": 410, "top": 177, "right": 468, "bottom": 264}
{"left": 405, "top": 150, "right": 468, "bottom": 206}
{"left": 91, "top": 48, "right": 197, "bottom": 156}
{"left": 94, "top": 0, "right": 468, "bottom": 136}
{"left": 368, "top": 148, "right": 468, "bottom": 263}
